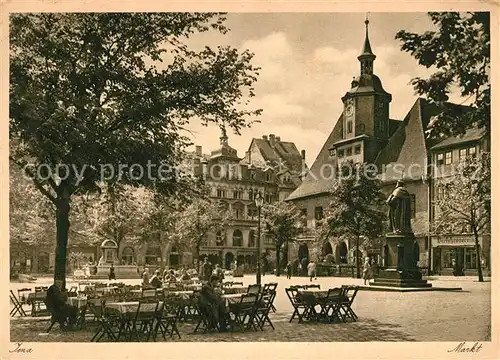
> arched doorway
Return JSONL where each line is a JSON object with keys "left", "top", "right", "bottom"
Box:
{"left": 169, "top": 246, "right": 180, "bottom": 268}
{"left": 236, "top": 254, "right": 245, "bottom": 269}
{"left": 225, "top": 252, "right": 234, "bottom": 269}
{"left": 337, "top": 241, "right": 348, "bottom": 264}
{"left": 322, "top": 241, "right": 333, "bottom": 256}
{"left": 298, "top": 243, "right": 309, "bottom": 262}
{"left": 121, "top": 247, "right": 135, "bottom": 265}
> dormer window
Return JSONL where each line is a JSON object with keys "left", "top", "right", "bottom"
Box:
{"left": 265, "top": 172, "right": 271, "bottom": 182}
{"left": 338, "top": 149, "right": 344, "bottom": 158}
{"left": 329, "top": 149, "right": 336, "bottom": 157}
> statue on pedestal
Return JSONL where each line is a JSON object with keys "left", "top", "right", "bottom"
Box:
{"left": 386, "top": 180, "right": 413, "bottom": 234}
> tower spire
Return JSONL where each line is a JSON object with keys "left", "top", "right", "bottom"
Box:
{"left": 358, "top": 14, "right": 376, "bottom": 75}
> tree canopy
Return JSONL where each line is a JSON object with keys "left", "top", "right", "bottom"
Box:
{"left": 261, "top": 201, "right": 301, "bottom": 275}
{"left": 432, "top": 153, "right": 490, "bottom": 281}
{"left": 396, "top": 12, "right": 490, "bottom": 138}
{"left": 9, "top": 13, "right": 261, "bottom": 283}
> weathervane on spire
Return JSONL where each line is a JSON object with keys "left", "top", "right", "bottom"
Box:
{"left": 358, "top": 12, "right": 375, "bottom": 75}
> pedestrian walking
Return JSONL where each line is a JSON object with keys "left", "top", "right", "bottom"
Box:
{"left": 286, "top": 261, "right": 292, "bottom": 279}
{"left": 307, "top": 260, "right": 317, "bottom": 282}
{"left": 108, "top": 263, "right": 116, "bottom": 281}
{"left": 362, "top": 258, "right": 371, "bottom": 285}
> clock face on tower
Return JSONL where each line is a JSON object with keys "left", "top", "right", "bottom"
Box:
{"left": 346, "top": 104, "right": 354, "bottom": 117}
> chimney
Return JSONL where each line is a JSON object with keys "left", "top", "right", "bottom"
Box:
{"left": 276, "top": 136, "right": 281, "bottom": 142}
{"left": 269, "top": 134, "right": 276, "bottom": 146}
{"left": 301, "top": 149, "right": 306, "bottom": 160}
{"left": 262, "top": 135, "right": 268, "bottom": 141}
{"left": 195, "top": 145, "right": 202, "bottom": 157}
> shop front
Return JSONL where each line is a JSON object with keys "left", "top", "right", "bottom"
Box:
{"left": 432, "top": 235, "right": 484, "bottom": 276}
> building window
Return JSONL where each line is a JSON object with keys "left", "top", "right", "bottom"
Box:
{"left": 410, "top": 194, "right": 416, "bottom": 218}
{"left": 468, "top": 146, "right": 476, "bottom": 158}
{"left": 314, "top": 206, "right": 324, "bottom": 220}
{"left": 265, "top": 193, "right": 273, "bottom": 203}
{"left": 346, "top": 147, "right": 352, "bottom": 156}
{"left": 216, "top": 189, "right": 226, "bottom": 198}
{"left": 465, "top": 248, "right": 478, "bottom": 269}
{"left": 232, "top": 230, "right": 243, "bottom": 247}
{"left": 338, "top": 149, "right": 344, "bottom": 158}
{"left": 354, "top": 145, "right": 361, "bottom": 155}
{"left": 437, "top": 153, "right": 444, "bottom": 166}
{"left": 265, "top": 172, "right": 271, "bottom": 182}
{"left": 300, "top": 208, "right": 307, "bottom": 228}
{"left": 347, "top": 120, "right": 353, "bottom": 134}
{"left": 248, "top": 189, "right": 254, "bottom": 200}
{"left": 233, "top": 190, "right": 242, "bottom": 199}
{"left": 445, "top": 151, "right": 452, "bottom": 165}
{"left": 459, "top": 148, "right": 467, "bottom": 162}
{"left": 251, "top": 172, "right": 256, "bottom": 180}
{"left": 215, "top": 231, "right": 224, "bottom": 246}
{"left": 329, "top": 149, "right": 336, "bottom": 157}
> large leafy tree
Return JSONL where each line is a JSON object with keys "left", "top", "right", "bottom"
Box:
{"left": 261, "top": 201, "right": 301, "bottom": 276}
{"left": 174, "top": 197, "right": 230, "bottom": 270}
{"left": 320, "top": 163, "right": 386, "bottom": 278}
{"left": 432, "top": 153, "right": 490, "bottom": 282}
{"left": 396, "top": 12, "right": 490, "bottom": 138}
{"left": 9, "top": 13, "right": 261, "bottom": 285}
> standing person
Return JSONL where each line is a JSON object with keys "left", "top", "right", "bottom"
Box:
{"left": 362, "top": 258, "right": 371, "bottom": 285}
{"left": 142, "top": 267, "right": 150, "bottom": 287}
{"left": 286, "top": 261, "right": 292, "bottom": 279}
{"left": 301, "top": 257, "right": 308, "bottom": 277}
{"left": 203, "top": 258, "right": 211, "bottom": 281}
{"left": 108, "top": 263, "right": 116, "bottom": 281}
{"left": 307, "top": 259, "right": 317, "bottom": 282}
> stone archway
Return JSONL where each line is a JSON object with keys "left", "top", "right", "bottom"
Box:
{"left": 322, "top": 241, "right": 333, "bottom": 256}
{"left": 298, "top": 243, "right": 309, "bottom": 262}
{"left": 336, "top": 241, "right": 348, "bottom": 264}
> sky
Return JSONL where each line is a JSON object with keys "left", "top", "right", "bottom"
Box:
{"left": 179, "top": 13, "right": 465, "bottom": 166}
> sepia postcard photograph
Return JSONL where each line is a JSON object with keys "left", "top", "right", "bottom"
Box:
{"left": 1, "top": 2, "right": 498, "bottom": 360}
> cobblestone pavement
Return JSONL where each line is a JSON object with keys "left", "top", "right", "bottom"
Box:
{"left": 10, "top": 275, "right": 491, "bottom": 342}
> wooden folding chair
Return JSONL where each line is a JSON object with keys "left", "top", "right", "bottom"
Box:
{"left": 253, "top": 291, "right": 275, "bottom": 331}
{"left": 262, "top": 283, "right": 278, "bottom": 312}
{"left": 318, "top": 287, "right": 345, "bottom": 323}
{"left": 10, "top": 290, "right": 27, "bottom": 317}
{"left": 90, "top": 301, "right": 118, "bottom": 342}
{"left": 340, "top": 285, "right": 359, "bottom": 322}
{"left": 228, "top": 293, "right": 259, "bottom": 332}
{"left": 193, "top": 303, "right": 219, "bottom": 333}
{"left": 153, "top": 299, "right": 182, "bottom": 340}
{"left": 129, "top": 299, "right": 159, "bottom": 341}
{"left": 246, "top": 284, "right": 261, "bottom": 295}
{"left": 285, "top": 287, "right": 308, "bottom": 323}
{"left": 17, "top": 288, "right": 32, "bottom": 304}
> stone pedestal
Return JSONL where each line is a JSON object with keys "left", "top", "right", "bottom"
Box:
{"left": 370, "top": 233, "right": 431, "bottom": 288}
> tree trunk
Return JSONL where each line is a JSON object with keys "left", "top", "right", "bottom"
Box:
{"left": 356, "top": 235, "right": 361, "bottom": 279}
{"left": 473, "top": 228, "right": 484, "bottom": 282}
{"left": 275, "top": 244, "right": 281, "bottom": 276}
{"left": 54, "top": 188, "right": 70, "bottom": 290}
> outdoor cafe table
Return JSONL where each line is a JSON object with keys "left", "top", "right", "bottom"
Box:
{"left": 106, "top": 301, "right": 163, "bottom": 315}
{"left": 223, "top": 286, "right": 247, "bottom": 295}
{"left": 297, "top": 288, "right": 329, "bottom": 298}
{"left": 221, "top": 293, "right": 244, "bottom": 306}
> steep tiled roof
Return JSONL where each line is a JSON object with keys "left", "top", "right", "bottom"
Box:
{"left": 249, "top": 138, "right": 303, "bottom": 174}
{"left": 286, "top": 114, "right": 343, "bottom": 200}
{"left": 431, "top": 127, "right": 486, "bottom": 150}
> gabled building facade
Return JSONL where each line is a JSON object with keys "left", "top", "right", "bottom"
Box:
{"left": 286, "top": 18, "right": 490, "bottom": 276}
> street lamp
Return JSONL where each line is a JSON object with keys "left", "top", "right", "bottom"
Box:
{"left": 255, "top": 192, "right": 264, "bottom": 285}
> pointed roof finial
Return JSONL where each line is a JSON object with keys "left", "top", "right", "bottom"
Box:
{"left": 361, "top": 13, "right": 374, "bottom": 56}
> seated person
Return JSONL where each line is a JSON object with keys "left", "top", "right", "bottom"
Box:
{"left": 142, "top": 268, "right": 150, "bottom": 287}
{"left": 150, "top": 270, "right": 163, "bottom": 288}
{"left": 181, "top": 270, "right": 191, "bottom": 281}
{"left": 167, "top": 270, "right": 177, "bottom": 283}
{"left": 45, "top": 280, "right": 78, "bottom": 330}
{"left": 198, "top": 275, "right": 229, "bottom": 332}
